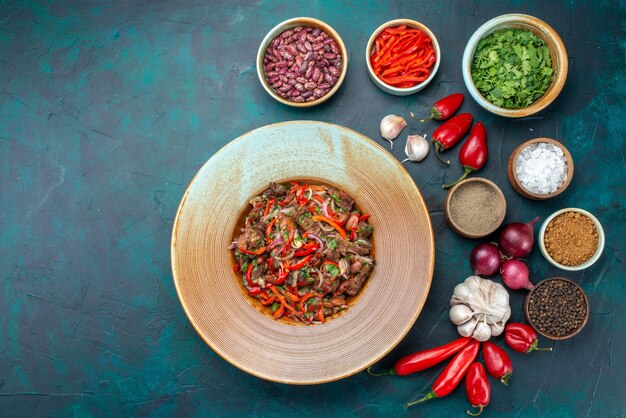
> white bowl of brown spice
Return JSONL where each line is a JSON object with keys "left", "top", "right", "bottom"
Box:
{"left": 539, "top": 208, "right": 605, "bottom": 271}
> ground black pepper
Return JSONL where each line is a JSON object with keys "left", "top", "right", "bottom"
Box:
{"left": 448, "top": 182, "right": 504, "bottom": 235}
{"left": 527, "top": 278, "right": 587, "bottom": 338}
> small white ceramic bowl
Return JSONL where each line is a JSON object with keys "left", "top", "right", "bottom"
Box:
{"left": 256, "top": 17, "right": 348, "bottom": 107}
{"left": 365, "top": 19, "right": 440, "bottom": 96}
{"left": 539, "top": 208, "right": 605, "bottom": 271}
{"left": 462, "top": 14, "right": 568, "bottom": 117}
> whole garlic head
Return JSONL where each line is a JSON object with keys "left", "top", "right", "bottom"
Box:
{"left": 449, "top": 276, "right": 511, "bottom": 342}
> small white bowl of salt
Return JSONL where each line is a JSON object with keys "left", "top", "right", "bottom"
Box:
{"left": 507, "top": 138, "right": 574, "bottom": 200}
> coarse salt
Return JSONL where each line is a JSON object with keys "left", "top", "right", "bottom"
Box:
{"left": 515, "top": 142, "right": 568, "bottom": 195}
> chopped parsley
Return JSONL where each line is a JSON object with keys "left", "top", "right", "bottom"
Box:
{"left": 471, "top": 28, "right": 553, "bottom": 109}
{"left": 325, "top": 264, "right": 340, "bottom": 277}
{"left": 331, "top": 194, "right": 341, "bottom": 205}
{"left": 327, "top": 238, "right": 338, "bottom": 250}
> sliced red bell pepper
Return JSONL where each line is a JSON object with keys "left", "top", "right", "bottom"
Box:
{"left": 286, "top": 254, "right": 315, "bottom": 271}
{"left": 311, "top": 215, "right": 347, "bottom": 239}
{"left": 264, "top": 198, "right": 276, "bottom": 216}
{"left": 239, "top": 246, "right": 266, "bottom": 256}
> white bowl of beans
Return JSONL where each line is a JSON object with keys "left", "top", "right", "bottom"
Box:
{"left": 257, "top": 17, "right": 348, "bottom": 107}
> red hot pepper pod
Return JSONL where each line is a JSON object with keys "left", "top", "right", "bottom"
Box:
{"left": 368, "top": 337, "right": 472, "bottom": 376}
{"left": 443, "top": 122, "right": 488, "bottom": 189}
{"left": 415, "top": 93, "right": 464, "bottom": 122}
{"left": 431, "top": 113, "right": 473, "bottom": 165}
{"left": 465, "top": 362, "right": 490, "bottom": 416}
{"left": 482, "top": 341, "right": 513, "bottom": 385}
{"left": 505, "top": 322, "right": 553, "bottom": 353}
{"left": 405, "top": 339, "right": 480, "bottom": 407}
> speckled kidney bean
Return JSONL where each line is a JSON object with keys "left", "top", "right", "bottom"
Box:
{"left": 263, "top": 25, "right": 342, "bottom": 103}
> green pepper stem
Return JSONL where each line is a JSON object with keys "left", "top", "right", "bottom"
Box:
{"left": 467, "top": 405, "right": 485, "bottom": 416}
{"left": 433, "top": 142, "right": 450, "bottom": 165}
{"left": 366, "top": 366, "right": 396, "bottom": 376}
{"left": 500, "top": 372, "right": 512, "bottom": 386}
{"left": 405, "top": 390, "right": 437, "bottom": 408}
{"left": 528, "top": 340, "right": 552, "bottom": 352}
{"left": 443, "top": 166, "right": 474, "bottom": 189}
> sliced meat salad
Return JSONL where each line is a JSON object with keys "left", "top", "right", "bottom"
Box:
{"left": 230, "top": 181, "right": 375, "bottom": 324}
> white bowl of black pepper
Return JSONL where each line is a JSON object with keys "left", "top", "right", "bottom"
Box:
{"left": 539, "top": 208, "right": 605, "bottom": 271}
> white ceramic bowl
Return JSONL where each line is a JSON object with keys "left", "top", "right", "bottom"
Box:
{"left": 365, "top": 19, "right": 440, "bottom": 96}
{"left": 462, "top": 14, "right": 568, "bottom": 117}
{"left": 539, "top": 208, "right": 605, "bottom": 271}
{"left": 256, "top": 17, "right": 348, "bottom": 107}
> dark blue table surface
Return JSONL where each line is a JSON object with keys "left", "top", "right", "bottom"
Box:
{"left": 1, "top": 1, "right": 624, "bottom": 416}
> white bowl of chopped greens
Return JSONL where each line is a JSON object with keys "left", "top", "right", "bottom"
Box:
{"left": 462, "top": 14, "right": 568, "bottom": 118}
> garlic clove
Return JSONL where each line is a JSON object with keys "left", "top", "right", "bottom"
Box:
{"left": 490, "top": 321, "right": 505, "bottom": 337}
{"left": 380, "top": 115, "right": 407, "bottom": 149}
{"left": 472, "top": 321, "right": 492, "bottom": 342}
{"left": 401, "top": 134, "right": 429, "bottom": 163}
{"left": 449, "top": 304, "right": 473, "bottom": 325}
{"left": 456, "top": 317, "right": 477, "bottom": 337}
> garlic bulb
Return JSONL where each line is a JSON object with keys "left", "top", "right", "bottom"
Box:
{"left": 380, "top": 115, "right": 407, "bottom": 149}
{"left": 450, "top": 276, "right": 511, "bottom": 342}
{"left": 401, "top": 134, "right": 429, "bottom": 163}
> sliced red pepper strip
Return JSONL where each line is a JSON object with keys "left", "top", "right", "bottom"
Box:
{"left": 264, "top": 198, "right": 276, "bottom": 216}
{"left": 293, "top": 242, "right": 319, "bottom": 257}
{"left": 311, "top": 215, "right": 347, "bottom": 239}
{"left": 317, "top": 307, "right": 324, "bottom": 323}
{"left": 239, "top": 246, "right": 266, "bottom": 256}
{"left": 265, "top": 218, "right": 277, "bottom": 241}
{"left": 286, "top": 254, "right": 315, "bottom": 271}
{"left": 299, "top": 292, "right": 317, "bottom": 312}
{"left": 359, "top": 214, "right": 370, "bottom": 221}
{"left": 323, "top": 260, "right": 339, "bottom": 268}
{"left": 261, "top": 295, "right": 276, "bottom": 305}
{"left": 273, "top": 304, "right": 284, "bottom": 318}
{"left": 350, "top": 227, "right": 357, "bottom": 241}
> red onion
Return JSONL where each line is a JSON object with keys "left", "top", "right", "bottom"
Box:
{"left": 500, "top": 259, "right": 534, "bottom": 290}
{"left": 321, "top": 198, "right": 331, "bottom": 218}
{"left": 499, "top": 216, "right": 540, "bottom": 258}
{"left": 268, "top": 238, "right": 284, "bottom": 250}
{"left": 470, "top": 243, "right": 501, "bottom": 276}
{"left": 307, "top": 233, "right": 325, "bottom": 249}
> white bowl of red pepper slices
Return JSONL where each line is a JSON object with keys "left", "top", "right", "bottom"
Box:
{"left": 366, "top": 19, "right": 441, "bottom": 95}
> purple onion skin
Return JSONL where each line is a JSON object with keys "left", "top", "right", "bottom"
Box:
{"left": 499, "top": 216, "right": 540, "bottom": 258}
{"left": 500, "top": 259, "right": 534, "bottom": 290}
{"left": 470, "top": 243, "right": 501, "bottom": 276}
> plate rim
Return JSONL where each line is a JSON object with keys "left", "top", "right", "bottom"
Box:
{"left": 170, "top": 120, "right": 435, "bottom": 384}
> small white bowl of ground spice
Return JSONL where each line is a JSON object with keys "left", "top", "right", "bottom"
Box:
{"left": 539, "top": 208, "right": 605, "bottom": 271}
{"left": 508, "top": 138, "right": 574, "bottom": 200}
{"left": 444, "top": 177, "right": 507, "bottom": 238}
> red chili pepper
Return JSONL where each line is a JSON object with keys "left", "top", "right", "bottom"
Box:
{"left": 350, "top": 227, "right": 357, "bottom": 240}
{"left": 368, "top": 337, "right": 471, "bottom": 376}
{"left": 359, "top": 214, "right": 370, "bottom": 221}
{"left": 443, "top": 122, "right": 488, "bottom": 188}
{"left": 405, "top": 339, "right": 480, "bottom": 407}
{"left": 465, "top": 362, "right": 490, "bottom": 416}
{"left": 505, "top": 323, "right": 552, "bottom": 353}
{"left": 239, "top": 246, "right": 266, "bottom": 256}
{"left": 482, "top": 341, "right": 513, "bottom": 385}
{"left": 431, "top": 113, "right": 473, "bottom": 165}
{"left": 415, "top": 93, "right": 464, "bottom": 122}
